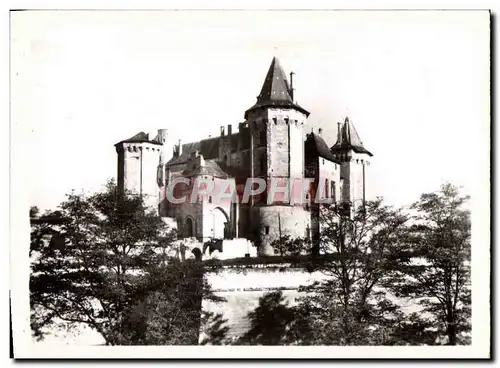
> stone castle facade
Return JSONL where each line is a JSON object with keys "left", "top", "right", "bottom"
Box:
{"left": 115, "top": 57, "right": 373, "bottom": 258}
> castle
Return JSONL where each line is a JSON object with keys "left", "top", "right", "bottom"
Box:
{"left": 115, "top": 57, "right": 373, "bottom": 258}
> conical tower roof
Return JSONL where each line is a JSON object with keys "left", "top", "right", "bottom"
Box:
{"left": 245, "top": 57, "right": 309, "bottom": 118}
{"left": 331, "top": 117, "right": 372, "bottom": 156}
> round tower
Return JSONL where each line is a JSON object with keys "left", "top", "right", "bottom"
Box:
{"left": 244, "top": 57, "right": 311, "bottom": 256}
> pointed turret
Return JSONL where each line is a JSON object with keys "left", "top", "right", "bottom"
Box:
{"left": 331, "top": 117, "right": 372, "bottom": 156}
{"left": 330, "top": 117, "right": 372, "bottom": 211}
{"left": 243, "top": 57, "right": 310, "bottom": 256}
{"left": 245, "top": 57, "right": 309, "bottom": 119}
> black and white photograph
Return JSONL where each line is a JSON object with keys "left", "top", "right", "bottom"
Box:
{"left": 9, "top": 8, "right": 490, "bottom": 359}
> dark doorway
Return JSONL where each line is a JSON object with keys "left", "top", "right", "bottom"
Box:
{"left": 186, "top": 217, "right": 195, "bottom": 238}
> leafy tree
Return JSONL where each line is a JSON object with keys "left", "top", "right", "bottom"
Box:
{"left": 199, "top": 310, "right": 231, "bottom": 345}
{"left": 236, "top": 291, "right": 297, "bottom": 345}
{"left": 30, "top": 180, "right": 214, "bottom": 345}
{"left": 271, "top": 235, "right": 311, "bottom": 257}
{"left": 115, "top": 259, "right": 219, "bottom": 345}
{"left": 388, "top": 183, "right": 471, "bottom": 345}
{"left": 295, "top": 199, "right": 410, "bottom": 345}
{"left": 30, "top": 206, "right": 39, "bottom": 218}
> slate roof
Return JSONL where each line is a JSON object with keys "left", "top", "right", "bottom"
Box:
{"left": 181, "top": 159, "right": 229, "bottom": 179}
{"left": 166, "top": 136, "right": 224, "bottom": 166}
{"left": 330, "top": 118, "right": 373, "bottom": 156}
{"left": 115, "top": 132, "right": 162, "bottom": 146}
{"left": 305, "top": 132, "right": 340, "bottom": 163}
{"left": 218, "top": 162, "right": 251, "bottom": 179}
{"left": 245, "top": 57, "right": 310, "bottom": 119}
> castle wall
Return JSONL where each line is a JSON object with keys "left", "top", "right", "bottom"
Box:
{"left": 254, "top": 205, "right": 310, "bottom": 256}
{"left": 141, "top": 145, "right": 163, "bottom": 209}
{"left": 202, "top": 193, "right": 233, "bottom": 241}
{"left": 318, "top": 158, "right": 341, "bottom": 202}
{"left": 263, "top": 110, "right": 306, "bottom": 182}
{"left": 308, "top": 157, "right": 341, "bottom": 249}
{"left": 117, "top": 142, "right": 162, "bottom": 211}
{"left": 289, "top": 119, "right": 304, "bottom": 179}
{"left": 339, "top": 152, "right": 370, "bottom": 208}
{"left": 200, "top": 265, "right": 328, "bottom": 343}
{"left": 177, "top": 198, "right": 203, "bottom": 239}
{"left": 268, "top": 120, "right": 290, "bottom": 177}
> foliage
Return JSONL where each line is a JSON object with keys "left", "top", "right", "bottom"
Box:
{"left": 387, "top": 183, "right": 471, "bottom": 345}
{"left": 236, "top": 291, "right": 297, "bottom": 345}
{"left": 288, "top": 199, "right": 410, "bottom": 345}
{"left": 30, "top": 181, "right": 472, "bottom": 346}
{"left": 30, "top": 206, "right": 40, "bottom": 218}
{"left": 30, "top": 180, "right": 213, "bottom": 345}
{"left": 271, "top": 235, "right": 311, "bottom": 257}
{"left": 114, "top": 259, "right": 221, "bottom": 345}
{"left": 199, "top": 311, "right": 231, "bottom": 345}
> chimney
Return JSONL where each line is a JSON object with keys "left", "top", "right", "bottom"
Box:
{"left": 227, "top": 124, "right": 233, "bottom": 165}
{"left": 157, "top": 129, "right": 167, "bottom": 144}
{"left": 337, "top": 122, "right": 341, "bottom": 142}
{"left": 289, "top": 72, "right": 295, "bottom": 102}
{"left": 178, "top": 139, "right": 182, "bottom": 156}
{"left": 220, "top": 126, "right": 225, "bottom": 137}
{"left": 344, "top": 117, "right": 350, "bottom": 140}
{"left": 318, "top": 128, "right": 323, "bottom": 136}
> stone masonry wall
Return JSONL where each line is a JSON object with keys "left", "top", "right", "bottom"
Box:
{"left": 200, "top": 265, "right": 327, "bottom": 343}
{"left": 255, "top": 205, "right": 310, "bottom": 256}
{"left": 268, "top": 120, "right": 290, "bottom": 178}
{"left": 119, "top": 142, "right": 162, "bottom": 210}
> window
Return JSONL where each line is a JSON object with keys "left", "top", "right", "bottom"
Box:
{"left": 325, "top": 179, "right": 329, "bottom": 198}
{"left": 265, "top": 226, "right": 270, "bottom": 235}
{"left": 331, "top": 181, "right": 336, "bottom": 202}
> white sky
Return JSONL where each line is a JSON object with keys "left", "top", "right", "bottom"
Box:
{"left": 11, "top": 10, "right": 490, "bottom": 211}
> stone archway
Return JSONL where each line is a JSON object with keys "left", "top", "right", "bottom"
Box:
{"left": 186, "top": 217, "right": 195, "bottom": 238}
{"left": 211, "top": 207, "right": 229, "bottom": 240}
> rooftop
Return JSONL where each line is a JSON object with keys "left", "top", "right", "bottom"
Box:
{"left": 305, "top": 132, "right": 340, "bottom": 163}
{"left": 330, "top": 117, "right": 373, "bottom": 156}
{"left": 115, "top": 132, "right": 163, "bottom": 147}
{"left": 245, "top": 57, "right": 309, "bottom": 119}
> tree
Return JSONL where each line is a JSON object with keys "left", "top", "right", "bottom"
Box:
{"left": 388, "top": 183, "right": 471, "bottom": 345}
{"left": 115, "top": 259, "right": 219, "bottom": 345}
{"left": 236, "top": 291, "right": 297, "bottom": 345}
{"left": 30, "top": 206, "right": 39, "bottom": 218}
{"left": 199, "top": 310, "right": 231, "bottom": 345}
{"left": 295, "top": 199, "right": 410, "bottom": 345}
{"left": 271, "top": 235, "right": 311, "bottom": 257}
{"left": 30, "top": 180, "right": 213, "bottom": 345}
